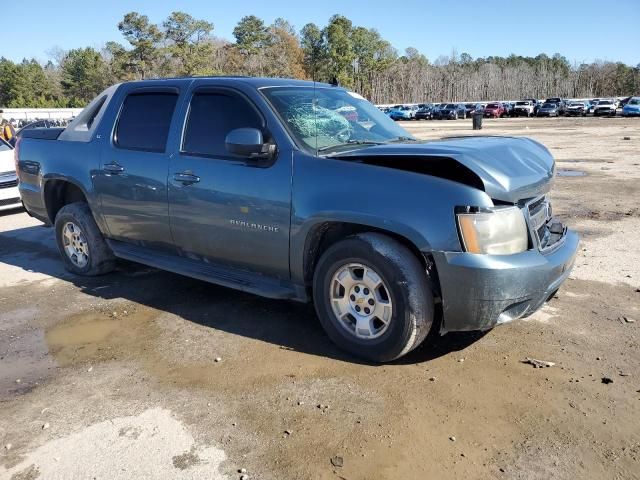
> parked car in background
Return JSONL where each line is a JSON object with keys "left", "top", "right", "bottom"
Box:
{"left": 437, "top": 103, "right": 467, "bottom": 120}
{"left": 388, "top": 105, "right": 418, "bottom": 120}
{"left": 415, "top": 105, "right": 434, "bottom": 120}
{"left": 586, "top": 99, "right": 600, "bottom": 115}
{"left": 430, "top": 104, "right": 447, "bottom": 120}
{"left": 503, "top": 102, "right": 514, "bottom": 117}
{"left": 483, "top": 102, "right": 506, "bottom": 118}
{"left": 0, "top": 138, "right": 21, "bottom": 212}
{"left": 537, "top": 102, "right": 560, "bottom": 117}
{"left": 619, "top": 96, "right": 633, "bottom": 109}
{"left": 464, "top": 103, "right": 477, "bottom": 117}
{"left": 523, "top": 98, "right": 540, "bottom": 114}
{"left": 544, "top": 98, "right": 566, "bottom": 115}
{"left": 564, "top": 101, "right": 588, "bottom": 116}
{"left": 622, "top": 97, "right": 640, "bottom": 117}
{"left": 513, "top": 100, "right": 536, "bottom": 117}
{"left": 593, "top": 99, "right": 617, "bottom": 117}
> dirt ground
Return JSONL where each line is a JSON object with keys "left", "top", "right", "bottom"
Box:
{"left": 1, "top": 116, "right": 639, "bottom": 480}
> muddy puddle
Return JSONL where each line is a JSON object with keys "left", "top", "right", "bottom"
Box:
{"left": 44, "top": 306, "right": 160, "bottom": 367}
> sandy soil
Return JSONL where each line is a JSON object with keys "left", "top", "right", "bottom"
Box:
{"left": 0, "top": 117, "right": 638, "bottom": 480}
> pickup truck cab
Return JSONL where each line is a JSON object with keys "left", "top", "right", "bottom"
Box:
{"left": 16, "top": 77, "right": 579, "bottom": 362}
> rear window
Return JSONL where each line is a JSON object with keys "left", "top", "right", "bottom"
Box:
{"left": 115, "top": 92, "right": 178, "bottom": 152}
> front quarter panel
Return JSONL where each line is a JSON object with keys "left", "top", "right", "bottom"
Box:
{"left": 290, "top": 152, "right": 492, "bottom": 283}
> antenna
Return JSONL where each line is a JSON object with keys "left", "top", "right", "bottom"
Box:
{"left": 313, "top": 52, "right": 318, "bottom": 156}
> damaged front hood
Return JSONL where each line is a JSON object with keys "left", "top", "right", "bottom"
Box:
{"left": 333, "top": 136, "right": 555, "bottom": 203}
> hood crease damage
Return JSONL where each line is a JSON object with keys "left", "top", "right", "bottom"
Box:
{"left": 332, "top": 136, "right": 555, "bottom": 203}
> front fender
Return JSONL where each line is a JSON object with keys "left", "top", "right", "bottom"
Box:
{"left": 289, "top": 153, "right": 492, "bottom": 283}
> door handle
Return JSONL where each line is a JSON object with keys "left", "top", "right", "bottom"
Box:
{"left": 173, "top": 171, "right": 200, "bottom": 185}
{"left": 104, "top": 163, "right": 125, "bottom": 174}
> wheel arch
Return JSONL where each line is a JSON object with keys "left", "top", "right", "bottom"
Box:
{"left": 299, "top": 220, "right": 441, "bottom": 298}
{"left": 43, "top": 177, "right": 89, "bottom": 224}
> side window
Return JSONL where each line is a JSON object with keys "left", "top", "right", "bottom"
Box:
{"left": 182, "top": 92, "right": 263, "bottom": 158}
{"left": 115, "top": 92, "right": 178, "bottom": 152}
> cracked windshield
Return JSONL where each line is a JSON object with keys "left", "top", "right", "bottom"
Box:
{"left": 261, "top": 86, "right": 414, "bottom": 154}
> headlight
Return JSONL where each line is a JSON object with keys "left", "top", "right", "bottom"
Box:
{"left": 457, "top": 206, "right": 528, "bottom": 255}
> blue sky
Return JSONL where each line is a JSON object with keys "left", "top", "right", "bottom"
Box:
{"left": 4, "top": 0, "right": 639, "bottom": 65}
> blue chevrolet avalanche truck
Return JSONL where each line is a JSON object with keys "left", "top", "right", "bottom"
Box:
{"left": 15, "top": 77, "right": 579, "bottom": 362}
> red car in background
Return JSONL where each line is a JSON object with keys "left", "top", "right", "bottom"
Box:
{"left": 483, "top": 102, "right": 506, "bottom": 118}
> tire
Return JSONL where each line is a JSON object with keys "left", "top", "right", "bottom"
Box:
{"left": 54, "top": 202, "right": 116, "bottom": 276}
{"left": 313, "top": 233, "right": 434, "bottom": 362}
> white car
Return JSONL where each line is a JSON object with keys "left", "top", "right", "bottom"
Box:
{"left": 593, "top": 99, "right": 617, "bottom": 117}
{"left": 513, "top": 100, "right": 535, "bottom": 117}
{"left": 0, "top": 138, "right": 21, "bottom": 212}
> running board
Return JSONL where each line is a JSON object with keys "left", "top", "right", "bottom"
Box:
{"left": 108, "top": 240, "right": 307, "bottom": 302}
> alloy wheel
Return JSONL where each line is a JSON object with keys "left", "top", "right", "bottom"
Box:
{"left": 329, "top": 263, "right": 393, "bottom": 340}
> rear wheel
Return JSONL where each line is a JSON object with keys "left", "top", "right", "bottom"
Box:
{"left": 313, "top": 233, "right": 434, "bottom": 362}
{"left": 54, "top": 202, "right": 116, "bottom": 276}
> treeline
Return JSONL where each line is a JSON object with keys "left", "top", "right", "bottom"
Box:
{"left": 1, "top": 12, "right": 638, "bottom": 108}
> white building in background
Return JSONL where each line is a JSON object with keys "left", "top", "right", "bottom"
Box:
{"left": 0, "top": 108, "right": 84, "bottom": 122}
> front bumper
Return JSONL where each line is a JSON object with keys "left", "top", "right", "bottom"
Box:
{"left": 433, "top": 229, "right": 579, "bottom": 333}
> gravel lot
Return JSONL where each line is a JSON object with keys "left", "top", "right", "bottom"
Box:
{"left": 1, "top": 116, "right": 639, "bottom": 480}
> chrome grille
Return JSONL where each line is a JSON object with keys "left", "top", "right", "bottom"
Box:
{"left": 0, "top": 172, "right": 18, "bottom": 189}
{"left": 0, "top": 180, "right": 18, "bottom": 189}
{"left": 524, "top": 196, "right": 560, "bottom": 250}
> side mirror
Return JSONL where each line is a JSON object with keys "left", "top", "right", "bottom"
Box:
{"left": 225, "top": 128, "right": 274, "bottom": 159}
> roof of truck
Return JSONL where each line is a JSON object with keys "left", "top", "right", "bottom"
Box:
{"left": 120, "top": 76, "right": 335, "bottom": 89}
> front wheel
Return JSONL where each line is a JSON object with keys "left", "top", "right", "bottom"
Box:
{"left": 313, "top": 233, "right": 434, "bottom": 362}
{"left": 54, "top": 202, "right": 116, "bottom": 276}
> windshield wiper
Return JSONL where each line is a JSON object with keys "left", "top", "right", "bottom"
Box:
{"left": 387, "top": 136, "right": 417, "bottom": 143}
{"left": 317, "top": 140, "right": 386, "bottom": 153}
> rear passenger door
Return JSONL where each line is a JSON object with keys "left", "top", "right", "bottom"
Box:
{"left": 167, "top": 85, "right": 292, "bottom": 278}
{"left": 95, "top": 87, "right": 180, "bottom": 250}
